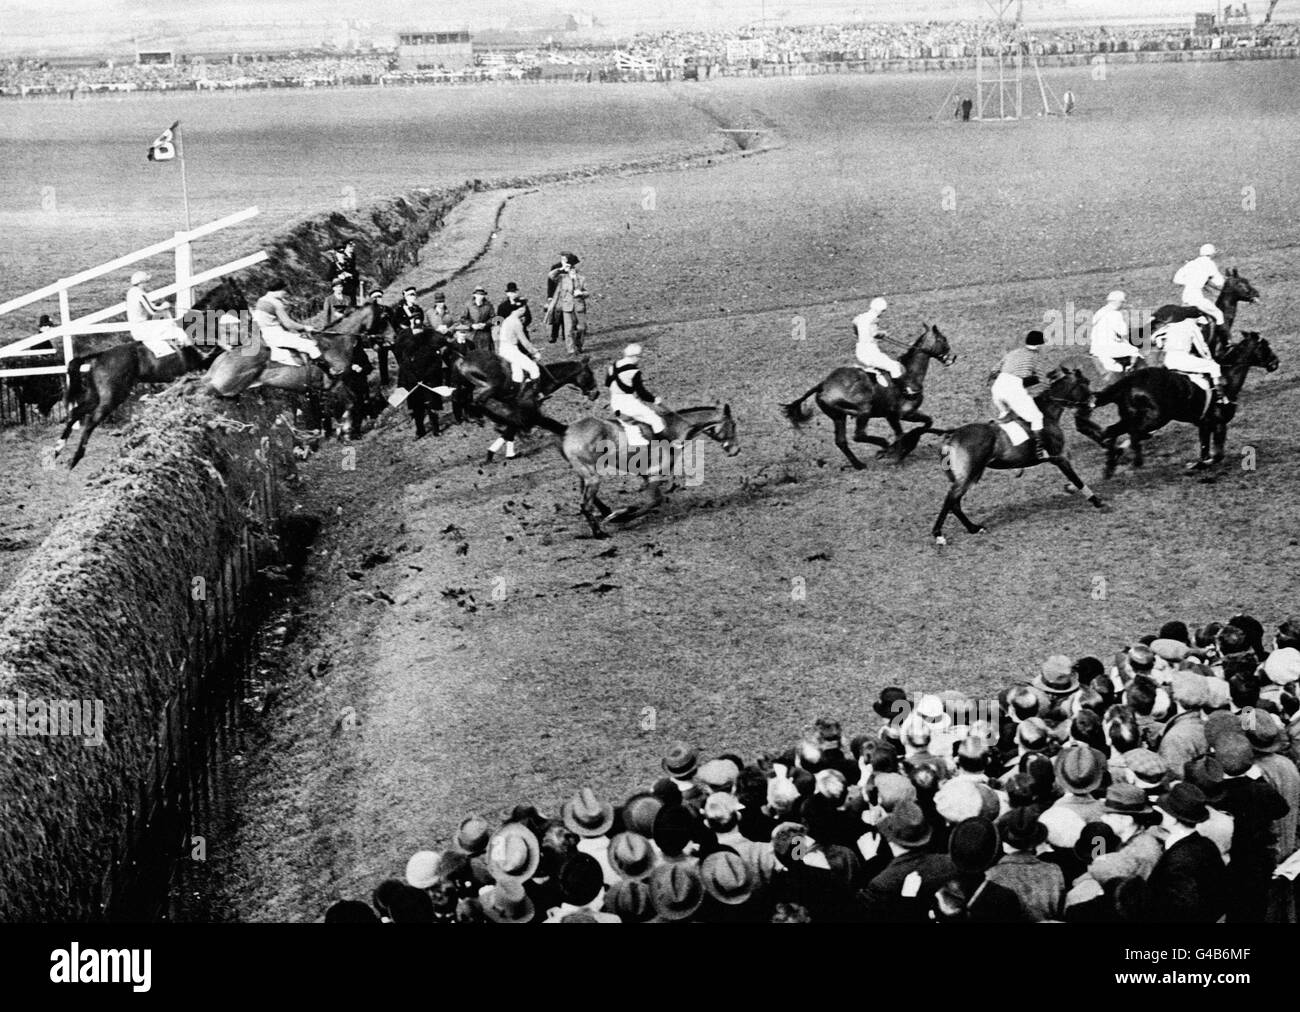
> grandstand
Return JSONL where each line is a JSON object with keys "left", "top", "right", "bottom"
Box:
{"left": 395, "top": 30, "right": 473, "bottom": 71}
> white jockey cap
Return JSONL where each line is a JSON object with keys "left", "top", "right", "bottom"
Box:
{"left": 623, "top": 343, "right": 643, "bottom": 359}
{"left": 1107, "top": 290, "right": 1126, "bottom": 304}
{"left": 1199, "top": 243, "right": 1217, "bottom": 257}
{"left": 130, "top": 270, "right": 150, "bottom": 285}
{"left": 869, "top": 297, "right": 888, "bottom": 313}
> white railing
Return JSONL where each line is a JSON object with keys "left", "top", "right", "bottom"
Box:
{"left": 0, "top": 206, "right": 267, "bottom": 378}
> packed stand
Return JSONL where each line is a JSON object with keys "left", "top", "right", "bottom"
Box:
{"left": 325, "top": 613, "right": 1300, "bottom": 923}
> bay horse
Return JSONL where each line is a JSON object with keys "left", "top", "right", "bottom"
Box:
{"left": 1148, "top": 268, "right": 1260, "bottom": 359}
{"left": 1074, "top": 331, "right": 1278, "bottom": 477}
{"left": 54, "top": 278, "right": 248, "bottom": 469}
{"left": 932, "top": 367, "right": 1101, "bottom": 546}
{"left": 781, "top": 323, "right": 956, "bottom": 469}
{"left": 560, "top": 404, "right": 739, "bottom": 538}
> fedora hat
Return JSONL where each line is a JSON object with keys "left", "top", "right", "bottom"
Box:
{"left": 997, "top": 807, "right": 1047, "bottom": 851}
{"left": 1102, "top": 782, "right": 1154, "bottom": 817}
{"left": 608, "top": 832, "right": 657, "bottom": 880}
{"left": 1157, "top": 782, "right": 1209, "bottom": 826}
{"left": 481, "top": 879, "right": 534, "bottom": 923}
{"left": 1056, "top": 745, "right": 1105, "bottom": 795}
{"left": 879, "top": 800, "right": 932, "bottom": 849}
{"left": 662, "top": 741, "right": 699, "bottom": 779}
{"left": 562, "top": 787, "right": 615, "bottom": 838}
{"left": 949, "top": 816, "right": 1000, "bottom": 874}
{"left": 604, "top": 878, "right": 654, "bottom": 923}
{"left": 873, "top": 686, "right": 909, "bottom": 720}
{"left": 486, "top": 823, "right": 540, "bottom": 882}
{"left": 649, "top": 863, "right": 704, "bottom": 921}
{"left": 455, "top": 814, "right": 491, "bottom": 855}
{"left": 1033, "top": 655, "right": 1078, "bottom": 695}
{"left": 700, "top": 851, "right": 755, "bottom": 905}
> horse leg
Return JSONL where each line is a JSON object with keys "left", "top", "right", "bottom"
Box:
{"left": 934, "top": 478, "right": 981, "bottom": 544}
{"left": 934, "top": 439, "right": 985, "bottom": 544}
{"left": 1054, "top": 455, "right": 1104, "bottom": 508}
{"left": 877, "top": 415, "right": 907, "bottom": 460}
{"left": 67, "top": 387, "right": 115, "bottom": 470}
{"left": 1212, "top": 422, "right": 1227, "bottom": 464}
{"left": 1073, "top": 405, "right": 1107, "bottom": 446}
{"left": 829, "top": 409, "right": 866, "bottom": 469}
{"left": 54, "top": 396, "right": 89, "bottom": 457}
{"left": 578, "top": 475, "right": 606, "bottom": 538}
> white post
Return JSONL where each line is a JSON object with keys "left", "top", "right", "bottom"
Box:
{"left": 58, "top": 285, "right": 73, "bottom": 370}
{"left": 174, "top": 234, "right": 193, "bottom": 315}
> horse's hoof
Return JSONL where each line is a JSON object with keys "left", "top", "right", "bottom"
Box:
{"left": 934, "top": 535, "right": 947, "bottom": 546}
{"left": 1089, "top": 496, "right": 1105, "bottom": 509}
{"left": 1185, "top": 459, "right": 1210, "bottom": 471}
{"left": 973, "top": 527, "right": 986, "bottom": 535}
{"left": 1063, "top": 482, "right": 1076, "bottom": 495}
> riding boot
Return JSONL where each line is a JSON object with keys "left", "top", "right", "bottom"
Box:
{"left": 1029, "top": 431, "right": 1049, "bottom": 461}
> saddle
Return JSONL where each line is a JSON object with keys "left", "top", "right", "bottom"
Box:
{"left": 992, "top": 414, "right": 1032, "bottom": 446}
{"left": 613, "top": 414, "right": 656, "bottom": 447}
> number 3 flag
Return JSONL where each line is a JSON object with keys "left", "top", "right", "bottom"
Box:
{"left": 147, "top": 120, "right": 179, "bottom": 161}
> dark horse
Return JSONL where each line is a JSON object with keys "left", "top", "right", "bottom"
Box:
{"left": 781, "top": 323, "right": 956, "bottom": 468}
{"left": 1075, "top": 331, "right": 1279, "bottom": 477}
{"left": 932, "top": 366, "right": 1101, "bottom": 545}
{"left": 54, "top": 278, "right": 247, "bottom": 469}
{"left": 1148, "top": 268, "right": 1260, "bottom": 359}
{"left": 445, "top": 345, "right": 599, "bottom": 459}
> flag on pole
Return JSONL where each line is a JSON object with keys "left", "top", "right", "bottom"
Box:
{"left": 147, "top": 121, "right": 179, "bottom": 162}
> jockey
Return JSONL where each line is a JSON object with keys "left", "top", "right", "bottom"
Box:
{"left": 607, "top": 344, "right": 666, "bottom": 446}
{"left": 991, "top": 330, "right": 1049, "bottom": 460}
{"left": 1173, "top": 243, "right": 1225, "bottom": 326}
{"left": 1089, "top": 290, "right": 1144, "bottom": 374}
{"left": 853, "top": 297, "right": 917, "bottom": 396}
{"left": 125, "top": 270, "right": 189, "bottom": 358}
{"left": 252, "top": 280, "right": 321, "bottom": 366}
{"left": 497, "top": 300, "right": 541, "bottom": 389}
{"left": 1159, "top": 315, "right": 1226, "bottom": 402}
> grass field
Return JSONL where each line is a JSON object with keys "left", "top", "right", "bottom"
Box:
{"left": 0, "top": 83, "right": 723, "bottom": 338}
{"left": 2, "top": 63, "right": 1298, "bottom": 919}
{"left": 154, "top": 62, "right": 1300, "bottom": 920}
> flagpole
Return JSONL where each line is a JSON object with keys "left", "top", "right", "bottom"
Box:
{"left": 176, "top": 122, "right": 192, "bottom": 232}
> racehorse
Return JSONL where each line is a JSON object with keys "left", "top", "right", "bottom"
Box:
{"left": 560, "top": 404, "right": 739, "bottom": 537}
{"left": 202, "top": 302, "right": 379, "bottom": 431}
{"left": 780, "top": 323, "right": 956, "bottom": 468}
{"left": 54, "top": 278, "right": 247, "bottom": 469}
{"left": 1074, "top": 331, "right": 1278, "bottom": 477}
{"left": 1148, "top": 268, "right": 1260, "bottom": 359}
{"left": 932, "top": 366, "right": 1101, "bottom": 546}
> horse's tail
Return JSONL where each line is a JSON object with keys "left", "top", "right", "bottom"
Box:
{"left": 64, "top": 355, "right": 88, "bottom": 407}
{"left": 781, "top": 382, "right": 822, "bottom": 425}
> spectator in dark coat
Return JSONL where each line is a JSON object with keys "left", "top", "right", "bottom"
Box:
{"left": 1146, "top": 783, "right": 1227, "bottom": 922}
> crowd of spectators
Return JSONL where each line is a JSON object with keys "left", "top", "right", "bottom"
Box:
{"left": 325, "top": 612, "right": 1300, "bottom": 923}
{"left": 4, "top": 19, "right": 1299, "bottom": 97}
{"left": 619, "top": 20, "right": 1300, "bottom": 66}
